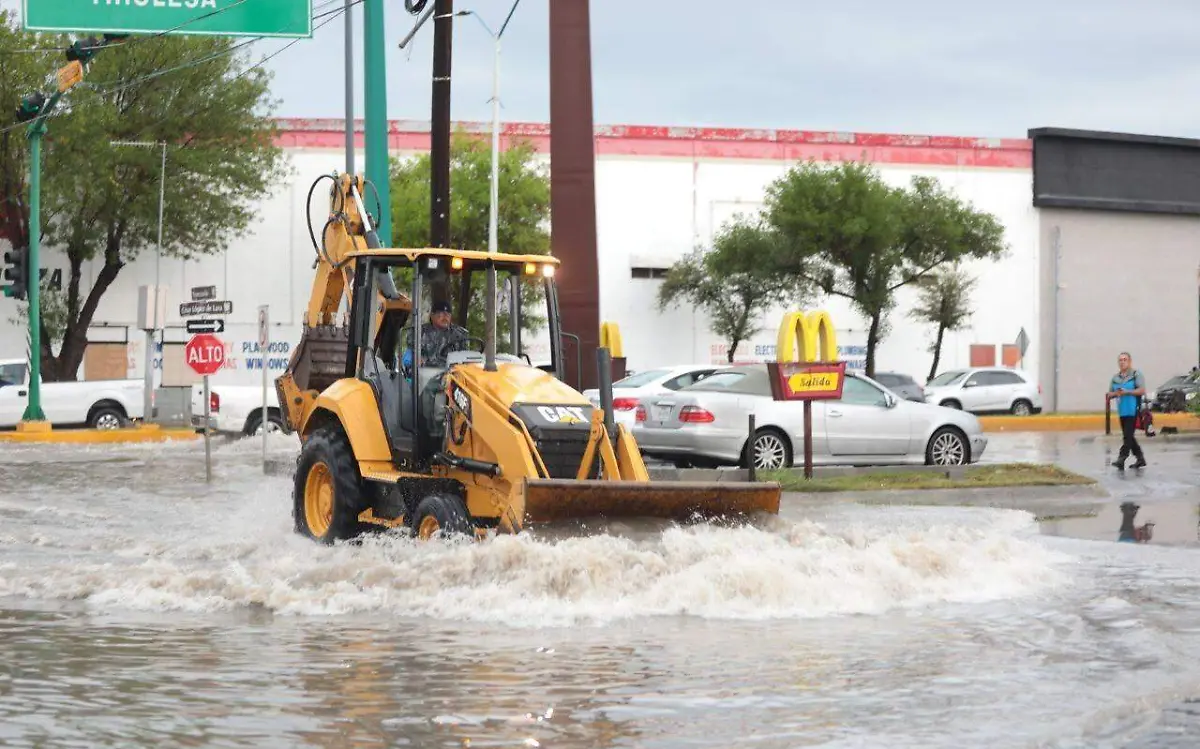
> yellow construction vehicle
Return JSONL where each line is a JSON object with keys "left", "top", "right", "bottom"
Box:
{"left": 276, "top": 173, "right": 781, "bottom": 542}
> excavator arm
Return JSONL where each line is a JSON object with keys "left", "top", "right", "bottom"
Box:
{"left": 276, "top": 173, "right": 411, "bottom": 437}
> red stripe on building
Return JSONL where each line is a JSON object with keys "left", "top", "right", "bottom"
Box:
{"left": 273, "top": 118, "right": 1033, "bottom": 169}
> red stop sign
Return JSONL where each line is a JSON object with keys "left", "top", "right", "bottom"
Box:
{"left": 185, "top": 333, "right": 225, "bottom": 376}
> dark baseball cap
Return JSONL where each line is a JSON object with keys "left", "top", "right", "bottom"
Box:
{"left": 431, "top": 300, "right": 452, "bottom": 314}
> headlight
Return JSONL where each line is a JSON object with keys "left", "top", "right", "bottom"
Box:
{"left": 1187, "top": 392, "right": 1197, "bottom": 401}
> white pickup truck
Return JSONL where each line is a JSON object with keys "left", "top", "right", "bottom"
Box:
{"left": 0, "top": 358, "right": 144, "bottom": 429}
{"left": 191, "top": 382, "right": 284, "bottom": 436}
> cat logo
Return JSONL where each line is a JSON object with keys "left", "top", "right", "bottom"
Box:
{"left": 537, "top": 405, "right": 587, "bottom": 425}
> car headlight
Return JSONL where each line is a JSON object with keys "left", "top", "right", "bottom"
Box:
{"left": 1187, "top": 392, "right": 1197, "bottom": 401}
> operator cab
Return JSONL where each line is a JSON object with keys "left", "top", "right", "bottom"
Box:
{"left": 348, "top": 249, "right": 564, "bottom": 467}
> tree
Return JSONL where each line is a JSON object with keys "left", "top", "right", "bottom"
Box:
{"left": 658, "top": 219, "right": 811, "bottom": 363}
{"left": 745, "top": 161, "right": 1006, "bottom": 377}
{"left": 909, "top": 266, "right": 977, "bottom": 382}
{"left": 0, "top": 18, "right": 287, "bottom": 380}
{"left": 0, "top": 13, "right": 50, "bottom": 274}
{"left": 389, "top": 132, "right": 551, "bottom": 347}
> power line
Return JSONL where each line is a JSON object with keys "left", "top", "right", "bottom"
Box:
{"left": 0, "top": 0, "right": 250, "bottom": 56}
{"left": 0, "top": 1, "right": 353, "bottom": 138}
{"left": 57, "top": 0, "right": 350, "bottom": 94}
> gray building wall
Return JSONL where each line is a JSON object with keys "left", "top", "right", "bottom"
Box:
{"left": 1038, "top": 208, "right": 1199, "bottom": 412}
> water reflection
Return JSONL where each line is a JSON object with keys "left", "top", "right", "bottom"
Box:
{"left": 1040, "top": 500, "right": 1199, "bottom": 546}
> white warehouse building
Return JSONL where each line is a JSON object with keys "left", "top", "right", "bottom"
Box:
{"left": 3, "top": 118, "right": 1196, "bottom": 414}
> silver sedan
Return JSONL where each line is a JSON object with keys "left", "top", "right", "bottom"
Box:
{"left": 634, "top": 364, "right": 988, "bottom": 469}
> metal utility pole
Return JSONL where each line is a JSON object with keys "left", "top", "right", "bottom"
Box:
{"left": 22, "top": 119, "right": 49, "bottom": 423}
{"left": 363, "top": 0, "right": 391, "bottom": 242}
{"left": 111, "top": 140, "right": 167, "bottom": 425}
{"left": 344, "top": 0, "right": 355, "bottom": 175}
{"left": 430, "top": 0, "right": 453, "bottom": 250}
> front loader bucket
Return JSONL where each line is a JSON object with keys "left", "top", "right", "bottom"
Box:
{"left": 522, "top": 479, "right": 781, "bottom": 525}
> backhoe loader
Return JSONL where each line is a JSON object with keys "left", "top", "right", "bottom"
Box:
{"left": 277, "top": 173, "right": 781, "bottom": 542}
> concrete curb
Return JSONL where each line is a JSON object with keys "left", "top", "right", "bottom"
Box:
{"left": 0, "top": 425, "right": 200, "bottom": 444}
{"left": 782, "top": 483, "right": 1112, "bottom": 509}
{"left": 979, "top": 413, "right": 1199, "bottom": 433}
{"left": 648, "top": 464, "right": 970, "bottom": 483}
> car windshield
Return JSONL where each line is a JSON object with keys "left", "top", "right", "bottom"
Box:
{"left": 1159, "top": 375, "right": 1189, "bottom": 389}
{"left": 612, "top": 369, "right": 669, "bottom": 388}
{"left": 928, "top": 371, "right": 966, "bottom": 387}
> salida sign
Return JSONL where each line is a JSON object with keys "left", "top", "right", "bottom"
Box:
{"left": 185, "top": 333, "right": 225, "bottom": 377}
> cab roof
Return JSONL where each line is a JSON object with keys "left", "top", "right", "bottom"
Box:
{"left": 344, "top": 247, "right": 560, "bottom": 267}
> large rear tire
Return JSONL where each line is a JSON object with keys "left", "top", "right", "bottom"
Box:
{"left": 411, "top": 493, "right": 473, "bottom": 540}
{"left": 293, "top": 427, "right": 366, "bottom": 544}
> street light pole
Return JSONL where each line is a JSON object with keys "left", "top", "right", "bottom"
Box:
{"left": 460, "top": 0, "right": 521, "bottom": 256}
{"left": 459, "top": 0, "right": 521, "bottom": 373}
{"left": 111, "top": 140, "right": 167, "bottom": 425}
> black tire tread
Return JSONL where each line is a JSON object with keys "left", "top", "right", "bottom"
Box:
{"left": 412, "top": 493, "right": 473, "bottom": 538}
{"left": 293, "top": 427, "right": 366, "bottom": 544}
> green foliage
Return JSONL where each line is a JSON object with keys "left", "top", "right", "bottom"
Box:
{"left": 7, "top": 278, "right": 68, "bottom": 348}
{"left": 0, "top": 12, "right": 51, "bottom": 256}
{"left": 389, "top": 132, "right": 551, "bottom": 344}
{"left": 909, "top": 266, "right": 977, "bottom": 381}
{"left": 658, "top": 219, "right": 812, "bottom": 363}
{"left": 740, "top": 161, "right": 1005, "bottom": 377}
{"left": 0, "top": 16, "right": 287, "bottom": 379}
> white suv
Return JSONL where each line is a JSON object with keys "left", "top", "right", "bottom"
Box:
{"left": 923, "top": 367, "right": 1043, "bottom": 416}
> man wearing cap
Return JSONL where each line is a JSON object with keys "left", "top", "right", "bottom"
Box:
{"left": 416, "top": 299, "right": 470, "bottom": 368}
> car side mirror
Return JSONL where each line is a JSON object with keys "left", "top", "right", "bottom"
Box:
{"left": 884, "top": 393, "right": 897, "bottom": 408}
{"left": 962, "top": 381, "right": 976, "bottom": 388}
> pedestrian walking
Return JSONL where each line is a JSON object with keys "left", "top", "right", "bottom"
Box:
{"left": 1107, "top": 351, "right": 1147, "bottom": 470}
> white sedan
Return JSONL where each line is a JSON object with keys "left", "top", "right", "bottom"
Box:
{"left": 583, "top": 363, "right": 721, "bottom": 428}
{"left": 634, "top": 364, "right": 988, "bottom": 469}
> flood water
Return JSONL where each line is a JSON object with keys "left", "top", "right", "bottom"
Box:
{"left": 3, "top": 433, "right": 1200, "bottom": 748}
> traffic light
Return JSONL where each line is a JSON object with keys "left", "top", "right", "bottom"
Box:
{"left": 14, "top": 92, "right": 46, "bottom": 124}
{"left": 65, "top": 36, "right": 101, "bottom": 64}
{"left": 2, "top": 246, "right": 28, "bottom": 301}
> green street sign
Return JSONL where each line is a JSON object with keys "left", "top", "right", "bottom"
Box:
{"left": 22, "top": 0, "right": 312, "bottom": 39}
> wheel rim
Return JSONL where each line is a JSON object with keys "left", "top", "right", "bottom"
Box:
{"left": 304, "top": 462, "right": 335, "bottom": 537}
{"left": 754, "top": 434, "right": 787, "bottom": 470}
{"left": 1014, "top": 402, "right": 1031, "bottom": 415}
{"left": 95, "top": 413, "right": 120, "bottom": 430}
{"left": 256, "top": 419, "right": 282, "bottom": 435}
{"left": 931, "top": 433, "right": 966, "bottom": 465}
{"left": 418, "top": 515, "right": 440, "bottom": 540}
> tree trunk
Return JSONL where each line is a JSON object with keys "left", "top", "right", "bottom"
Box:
{"left": 865, "top": 311, "right": 882, "bottom": 378}
{"left": 726, "top": 341, "right": 737, "bottom": 363}
{"left": 45, "top": 232, "right": 126, "bottom": 382}
{"left": 927, "top": 323, "right": 946, "bottom": 383}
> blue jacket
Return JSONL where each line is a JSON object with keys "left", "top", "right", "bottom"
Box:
{"left": 1110, "top": 369, "right": 1146, "bottom": 418}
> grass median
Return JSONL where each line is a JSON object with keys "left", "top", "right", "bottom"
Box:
{"left": 763, "top": 462, "right": 1096, "bottom": 493}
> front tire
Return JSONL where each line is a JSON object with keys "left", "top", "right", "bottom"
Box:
{"left": 925, "top": 426, "right": 969, "bottom": 466}
{"left": 411, "top": 493, "right": 473, "bottom": 540}
{"left": 293, "top": 427, "right": 366, "bottom": 544}
{"left": 1011, "top": 399, "right": 1033, "bottom": 416}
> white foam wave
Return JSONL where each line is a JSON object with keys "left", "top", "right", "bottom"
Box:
{"left": 1, "top": 497, "right": 1071, "bottom": 627}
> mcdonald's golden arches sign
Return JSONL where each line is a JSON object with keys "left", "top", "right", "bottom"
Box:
{"left": 766, "top": 310, "right": 848, "bottom": 401}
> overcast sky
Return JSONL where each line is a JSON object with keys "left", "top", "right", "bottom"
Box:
{"left": 7, "top": 0, "right": 1200, "bottom": 139}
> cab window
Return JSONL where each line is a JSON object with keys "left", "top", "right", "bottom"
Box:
{"left": 0, "top": 363, "right": 27, "bottom": 386}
